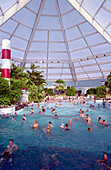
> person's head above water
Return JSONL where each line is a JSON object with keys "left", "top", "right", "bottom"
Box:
{"left": 88, "top": 127, "right": 92, "bottom": 132}
{"left": 9, "top": 139, "right": 14, "bottom": 146}
{"left": 103, "top": 154, "right": 107, "bottom": 163}
{"left": 34, "top": 120, "right": 37, "bottom": 124}
{"left": 65, "top": 123, "right": 68, "bottom": 127}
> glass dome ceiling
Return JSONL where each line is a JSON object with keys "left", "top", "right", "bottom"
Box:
{"left": 0, "top": 0, "right": 111, "bottom": 84}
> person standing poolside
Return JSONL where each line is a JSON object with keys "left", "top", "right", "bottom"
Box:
{"left": 0, "top": 139, "right": 18, "bottom": 163}
{"left": 80, "top": 111, "right": 85, "bottom": 118}
{"left": 85, "top": 114, "right": 92, "bottom": 124}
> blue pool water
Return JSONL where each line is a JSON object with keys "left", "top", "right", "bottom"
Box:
{"left": 0, "top": 102, "right": 111, "bottom": 169}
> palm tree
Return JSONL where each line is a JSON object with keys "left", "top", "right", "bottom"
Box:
{"left": 54, "top": 79, "right": 65, "bottom": 95}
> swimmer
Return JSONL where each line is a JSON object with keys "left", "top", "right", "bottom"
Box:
{"left": 52, "top": 109, "right": 55, "bottom": 114}
{"left": 68, "top": 119, "right": 72, "bottom": 125}
{"left": 97, "top": 154, "right": 111, "bottom": 169}
{"left": 32, "top": 120, "right": 39, "bottom": 128}
{"left": 88, "top": 127, "right": 92, "bottom": 132}
{"left": 42, "top": 106, "right": 46, "bottom": 112}
{"left": 46, "top": 126, "right": 50, "bottom": 133}
{"left": 102, "top": 120, "right": 108, "bottom": 126}
{"left": 60, "top": 123, "right": 64, "bottom": 129}
{"left": 14, "top": 112, "right": 17, "bottom": 116}
{"left": 54, "top": 114, "right": 58, "bottom": 119}
{"left": 98, "top": 104, "right": 100, "bottom": 108}
{"left": 0, "top": 139, "right": 18, "bottom": 163}
{"left": 47, "top": 107, "right": 49, "bottom": 109}
{"left": 85, "top": 114, "right": 92, "bottom": 124}
{"left": 97, "top": 154, "right": 109, "bottom": 167}
{"left": 86, "top": 109, "right": 89, "bottom": 112}
{"left": 65, "top": 123, "right": 70, "bottom": 130}
{"left": 75, "top": 117, "right": 79, "bottom": 120}
{"left": 80, "top": 111, "right": 85, "bottom": 118}
{"left": 23, "top": 114, "right": 26, "bottom": 122}
{"left": 12, "top": 116, "right": 16, "bottom": 121}
{"left": 5, "top": 113, "right": 9, "bottom": 118}
{"left": 29, "top": 108, "right": 34, "bottom": 114}
{"left": 48, "top": 122, "right": 53, "bottom": 128}
{"left": 98, "top": 117, "right": 102, "bottom": 123}
{"left": 55, "top": 103, "right": 58, "bottom": 107}
{"left": 79, "top": 109, "right": 82, "bottom": 113}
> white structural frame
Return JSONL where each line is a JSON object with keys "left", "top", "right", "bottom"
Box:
{"left": 55, "top": 0, "right": 77, "bottom": 85}
{"left": 21, "top": 0, "right": 46, "bottom": 67}
{"left": 0, "top": 0, "right": 32, "bottom": 26}
{"left": 67, "top": 0, "right": 111, "bottom": 44}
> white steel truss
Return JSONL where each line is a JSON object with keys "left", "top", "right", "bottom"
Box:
{"left": 0, "top": 0, "right": 32, "bottom": 26}
{"left": 67, "top": 0, "right": 111, "bottom": 44}
{"left": 55, "top": 0, "right": 77, "bottom": 85}
{"left": 21, "top": 0, "right": 46, "bottom": 67}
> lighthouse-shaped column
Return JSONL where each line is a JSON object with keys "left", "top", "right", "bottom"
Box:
{"left": 2, "top": 39, "right": 11, "bottom": 83}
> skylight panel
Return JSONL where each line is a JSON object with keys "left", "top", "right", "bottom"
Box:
{"left": 29, "top": 42, "right": 47, "bottom": 51}
{"left": 62, "top": 10, "right": 85, "bottom": 29}
{"left": 85, "top": 33, "right": 106, "bottom": 46}
{"left": 65, "top": 26, "right": 81, "bottom": 41}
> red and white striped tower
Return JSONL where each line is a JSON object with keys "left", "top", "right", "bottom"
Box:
{"left": 2, "top": 39, "right": 11, "bottom": 83}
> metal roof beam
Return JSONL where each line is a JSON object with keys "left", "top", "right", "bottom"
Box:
{"left": 0, "top": 0, "right": 32, "bottom": 26}
{"left": 21, "top": 0, "right": 46, "bottom": 67}
{"left": 55, "top": 0, "right": 77, "bottom": 85}
{"left": 46, "top": 30, "right": 49, "bottom": 80}
{"left": 67, "top": 0, "right": 111, "bottom": 44}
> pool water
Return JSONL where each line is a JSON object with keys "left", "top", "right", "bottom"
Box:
{"left": 0, "top": 102, "right": 111, "bottom": 169}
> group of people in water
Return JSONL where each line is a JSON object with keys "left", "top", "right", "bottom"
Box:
{"left": 0, "top": 97, "right": 110, "bottom": 168}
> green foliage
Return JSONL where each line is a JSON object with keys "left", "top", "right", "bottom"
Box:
{"left": 27, "top": 64, "right": 46, "bottom": 86}
{"left": 55, "top": 79, "right": 65, "bottom": 84}
{"left": 87, "top": 88, "right": 96, "bottom": 95}
{"left": 107, "top": 72, "right": 111, "bottom": 93}
{"left": 11, "top": 63, "right": 28, "bottom": 80}
{"left": 0, "top": 77, "right": 10, "bottom": 95}
{"left": 70, "top": 86, "right": 76, "bottom": 96}
{"left": 0, "top": 63, "right": 46, "bottom": 106}
{"left": 87, "top": 86, "right": 106, "bottom": 98}
{"left": 54, "top": 79, "right": 65, "bottom": 95}
{"left": 28, "top": 83, "right": 45, "bottom": 102}
{"left": 44, "top": 88, "right": 53, "bottom": 95}
{"left": 66, "top": 86, "right": 71, "bottom": 96}
{"left": 66, "top": 86, "right": 76, "bottom": 96}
